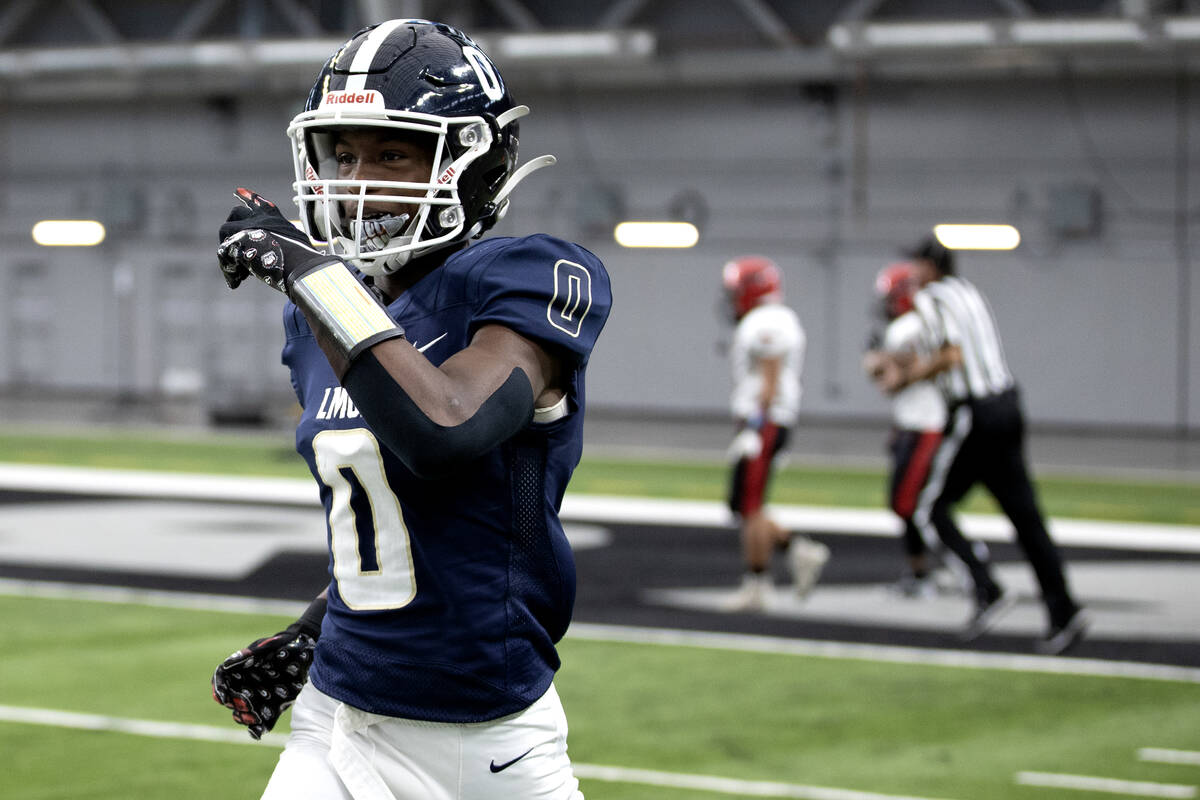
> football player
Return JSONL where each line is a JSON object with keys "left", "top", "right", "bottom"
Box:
{"left": 890, "top": 236, "right": 1084, "bottom": 652}
{"left": 863, "top": 261, "right": 950, "bottom": 598}
{"left": 211, "top": 20, "right": 610, "bottom": 799}
{"left": 721, "top": 255, "right": 828, "bottom": 611}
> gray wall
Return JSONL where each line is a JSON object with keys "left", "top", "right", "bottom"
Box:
{"left": 1, "top": 72, "right": 1196, "bottom": 431}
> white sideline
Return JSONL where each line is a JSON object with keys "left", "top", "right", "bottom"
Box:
{"left": 1015, "top": 771, "right": 1197, "bottom": 798}
{"left": 0, "top": 704, "right": 955, "bottom": 800}
{"left": 1140, "top": 749, "right": 1200, "bottom": 766}
{"left": 3, "top": 579, "right": 1200, "bottom": 684}
{"left": 571, "top": 763, "right": 956, "bottom": 799}
{"left": 1, "top": 462, "right": 1198, "bottom": 551}
{"left": 0, "top": 704, "right": 286, "bottom": 747}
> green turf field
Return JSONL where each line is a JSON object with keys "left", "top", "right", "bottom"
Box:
{"left": 1, "top": 593, "right": 1198, "bottom": 799}
{"left": 0, "top": 426, "right": 1196, "bottom": 524}
{"left": 1, "top": 427, "right": 1198, "bottom": 799}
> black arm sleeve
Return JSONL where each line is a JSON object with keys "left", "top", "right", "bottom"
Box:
{"left": 342, "top": 351, "right": 535, "bottom": 479}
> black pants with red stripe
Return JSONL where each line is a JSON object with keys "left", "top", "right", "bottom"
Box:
{"left": 728, "top": 423, "right": 790, "bottom": 517}
{"left": 917, "top": 388, "right": 1079, "bottom": 627}
{"left": 888, "top": 428, "right": 942, "bottom": 558}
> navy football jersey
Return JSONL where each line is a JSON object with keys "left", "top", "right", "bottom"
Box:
{"left": 281, "top": 234, "right": 611, "bottom": 722}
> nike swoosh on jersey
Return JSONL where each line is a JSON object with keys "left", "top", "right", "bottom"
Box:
{"left": 415, "top": 332, "right": 448, "bottom": 353}
{"left": 489, "top": 746, "right": 535, "bottom": 773}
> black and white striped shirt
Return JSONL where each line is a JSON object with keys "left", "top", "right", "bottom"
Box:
{"left": 912, "top": 275, "right": 1014, "bottom": 404}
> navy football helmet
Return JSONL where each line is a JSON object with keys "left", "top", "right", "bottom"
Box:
{"left": 288, "top": 19, "right": 555, "bottom": 275}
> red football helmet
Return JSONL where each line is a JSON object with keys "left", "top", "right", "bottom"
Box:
{"left": 874, "top": 261, "right": 918, "bottom": 319}
{"left": 722, "top": 255, "right": 783, "bottom": 320}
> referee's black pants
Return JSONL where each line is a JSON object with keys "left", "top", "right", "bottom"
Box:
{"left": 917, "top": 388, "right": 1079, "bottom": 627}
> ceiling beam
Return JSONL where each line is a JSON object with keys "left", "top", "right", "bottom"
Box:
{"left": 732, "top": 0, "right": 797, "bottom": 48}
{"left": 992, "top": 0, "right": 1035, "bottom": 17}
{"left": 169, "top": 0, "right": 228, "bottom": 41}
{"left": 836, "top": 0, "right": 889, "bottom": 23}
{"left": 596, "top": 0, "right": 648, "bottom": 28}
{"left": 485, "top": 0, "right": 541, "bottom": 31}
{"left": 0, "top": 0, "right": 38, "bottom": 46}
{"left": 66, "top": 0, "right": 123, "bottom": 44}
{"left": 268, "top": 0, "right": 323, "bottom": 37}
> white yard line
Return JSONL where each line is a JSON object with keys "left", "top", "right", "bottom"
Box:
{"left": 572, "top": 763, "right": 956, "bottom": 799}
{"left": 0, "top": 578, "right": 306, "bottom": 616}
{"left": 0, "top": 704, "right": 955, "bottom": 800}
{"left": 1140, "top": 749, "right": 1200, "bottom": 767}
{"left": 0, "top": 704, "right": 286, "bottom": 747}
{"left": 1, "top": 463, "right": 1197, "bottom": 551}
{"left": 568, "top": 622, "right": 1200, "bottom": 684}
{"left": 1015, "top": 771, "right": 1197, "bottom": 798}
{"left": 3, "top": 579, "right": 1200, "bottom": 684}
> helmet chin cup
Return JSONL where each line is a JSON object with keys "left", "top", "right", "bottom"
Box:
{"left": 357, "top": 246, "right": 412, "bottom": 276}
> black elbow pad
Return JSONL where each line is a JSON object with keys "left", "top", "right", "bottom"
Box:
{"left": 343, "top": 352, "right": 535, "bottom": 478}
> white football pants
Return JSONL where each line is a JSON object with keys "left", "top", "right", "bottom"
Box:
{"left": 261, "top": 682, "right": 584, "bottom": 800}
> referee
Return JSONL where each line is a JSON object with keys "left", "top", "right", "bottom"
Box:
{"left": 893, "top": 236, "right": 1086, "bottom": 655}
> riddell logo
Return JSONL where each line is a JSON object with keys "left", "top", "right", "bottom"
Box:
{"left": 304, "top": 164, "right": 324, "bottom": 194}
{"left": 437, "top": 167, "right": 456, "bottom": 185}
{"left": 320, "top": 90, "right": 384, "bottom": 107}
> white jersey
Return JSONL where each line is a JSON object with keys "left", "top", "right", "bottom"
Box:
{"left": 730, "top": 302, "right": 805, "bottom": 426}
{"left": 883, "top": 311, "right": 947, "bottom": 432}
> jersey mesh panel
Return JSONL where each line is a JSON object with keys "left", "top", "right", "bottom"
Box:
{"left": 506, "top": 432, "right": 565, "bottom": 693}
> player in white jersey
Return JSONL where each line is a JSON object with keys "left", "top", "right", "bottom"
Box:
{"left": 721, "top": 255, "right": 828, "bottom": 611}
{"left": 863, "top": 262, "right": 950, "bottom": 598}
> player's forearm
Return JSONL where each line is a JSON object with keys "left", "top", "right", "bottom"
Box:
{"left": 341, "top": 346, "right": 535, "bottom": 478}
{"left": 756, "top": 357, "right": 782, "bottom": 417}
{"left": 898, "top": 345, "right": 960, "bottom": 387}
{"left": 287, "top": 592, "right": 328, "bottom": 639}
{"left": 290, "top": 264, "right": 406, "bottom": 379}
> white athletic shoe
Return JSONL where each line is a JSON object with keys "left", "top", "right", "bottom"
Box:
{"left": 789, "top": 537, "right": 830, "bottom": 599}
{"left": 726, "top": 573, "right": 771, "bottom": 612}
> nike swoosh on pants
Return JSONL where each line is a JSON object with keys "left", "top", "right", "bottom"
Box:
{"left": 489, "top": 746, "right": 535, "bottom": 773}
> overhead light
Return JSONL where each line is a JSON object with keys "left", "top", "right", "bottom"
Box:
{"left": 1011, "top": 19, "right": 1145, "bottom": 45}
{"left": 827, "top": 20, "right": 996, "bottom": 51}
{"left": 864, "top": 21, "right": 995, "bottom": 49}
{"left": 614, "top": 221, "right": 699, "bottom": 248}
{"left": 32, "top": 220, "right": 107, "bottom": 246}
{"left": 491, "top": 30, "right": 654, "bottom": 60}
{"left": 934, "top": 224, "right": 1020, "bottom": 251}
{"left": 1164, "top": 16, "right": 1200, "bottom": 41}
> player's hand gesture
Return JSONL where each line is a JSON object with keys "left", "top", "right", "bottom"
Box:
{"left": 216, "top": 188, "right": 334, "bottom": 293}
{"left": 211, "top": 629, "right": 315, "bottom": 740}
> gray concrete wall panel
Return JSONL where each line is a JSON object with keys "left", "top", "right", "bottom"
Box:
{"left": 0, "top": 74, "right": 1195, "bottom": 430}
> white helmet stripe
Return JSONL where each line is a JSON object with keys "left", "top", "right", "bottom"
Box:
{"left": 344, "top": 19, "right": 408, "bottom": 91}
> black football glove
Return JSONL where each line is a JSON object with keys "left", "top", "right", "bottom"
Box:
{"left": 211, "top": 596, "right": 325, "bottom": 740}
{"left": 216, "top": 188, "right": 337, "bottom": 293}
